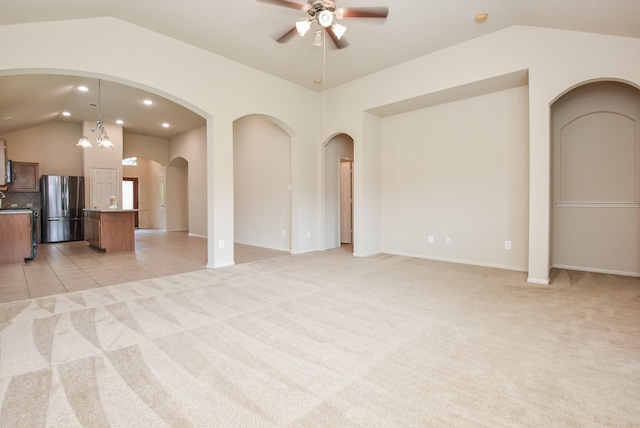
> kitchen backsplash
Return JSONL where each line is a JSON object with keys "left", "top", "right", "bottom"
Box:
{"left": 2, "top": 192, "right": 41, "bottom": 211}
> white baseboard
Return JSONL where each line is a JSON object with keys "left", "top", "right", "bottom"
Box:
{"left": 386, "top": 250, "right": 527, "bottom": 273}
{"left": 553, "top": 264, "right": 640, "bottom": 278}
{"left": 187, "top": 233, "right": 207, "bottom": 239}
{"left": 526, "top": 277, "right": 550, "bottom": 285}
{"left": 209, "top": 261, "right": 234, "bottom": 269}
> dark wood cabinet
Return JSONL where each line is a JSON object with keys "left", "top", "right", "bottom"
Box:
{"left": 8, "top": 162, "right": 39, "bottom": 192}
{"left": 84, "top": 209, "right": 137, "bottom": 252}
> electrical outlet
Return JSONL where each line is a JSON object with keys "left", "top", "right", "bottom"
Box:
{"left": 282, "top": 229, "right": 287, "bottom": 237}
{"left": 306, "top": 231, "right": 311, "bottom": 238}
{"left": 446, "top": 237, "right": 451, "bottom": 244}
{"left": 428, "top": 235, "right": 434, "bottom": 243}
{"left": 505, "top": 240, "right": 512, "bottom": 250}
{"left": 218, "top": 240, "right": 224, "bottom": 249}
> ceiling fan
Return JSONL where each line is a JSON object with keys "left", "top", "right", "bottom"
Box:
{"left": 258, "top": 0, "right": 389, "bottom": 49}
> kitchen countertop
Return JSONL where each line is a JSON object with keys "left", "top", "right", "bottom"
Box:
{"left": 83, "top": 209, "right": 142, "bottom": 213}
{"left": 0, "top": 208, "right": 33, "bottom": 214}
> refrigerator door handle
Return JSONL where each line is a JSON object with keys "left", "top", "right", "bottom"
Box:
{"left": 62, "top": 176, "right": 68, "bottom": 212}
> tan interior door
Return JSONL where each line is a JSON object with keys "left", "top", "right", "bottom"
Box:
{"left": 155, "top": 174, "right": 165, "bottom": 230}
{"left": 340, "top": 160, "right": 353, "bottom": 244}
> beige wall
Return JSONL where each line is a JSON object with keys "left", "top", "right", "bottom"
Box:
{"left": 123, "top": 157, "right": 163, "bottom": 229}
{"left": 124, "top": 133, "right": 169, "bottom": 166}
{"left": 3, "top": 19, "right": 640, "bottom": 279}
{"left": 170, "top": 126, "right": 207, "bottom": 238}
{"left": 3, "top": 121, "right": 83, "bottom": 176}
{"left": 123, "top": 133, "right": 169, "bottom": 229}
{"left": 233, "top": 115, "right": 291, "bottom": 251}
{"left": 326, "top": 26, "right": 640, "bottom": 282}
{"left": 381, "top": 86, "right": 530, "bottom": 271}
{"left": 324, "top": 134, "right": 354, "bottom": 249}
{"left": 166, "top": 157, "right": 188, "bottom": 232}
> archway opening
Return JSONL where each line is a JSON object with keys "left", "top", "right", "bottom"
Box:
{"left": 324, "top": 133, "right": 354, "bottom": 252}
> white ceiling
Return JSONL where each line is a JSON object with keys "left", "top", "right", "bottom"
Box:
{"left": 1, "top": 0, "right": 639, "bottom": 138}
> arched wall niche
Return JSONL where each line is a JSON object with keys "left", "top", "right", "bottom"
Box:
{"left": 232, "top": 114, "right": 293, "bottom": 253}
{"left": 550, "top": 80, "right": 640, "bottom": 276}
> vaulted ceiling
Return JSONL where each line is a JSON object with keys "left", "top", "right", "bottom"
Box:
{"left": 1, "top": 0, "right": 639, "bottom": 138}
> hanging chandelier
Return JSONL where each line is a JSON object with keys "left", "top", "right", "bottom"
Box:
{"left": 77, "top": 79, "right": 114, "bottom": 150}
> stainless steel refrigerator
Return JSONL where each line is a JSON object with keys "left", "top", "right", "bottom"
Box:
{"left": 41, "top": 175, "right": 85, "bottom": 243}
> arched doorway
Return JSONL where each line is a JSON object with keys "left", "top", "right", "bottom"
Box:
{"left": 166, "top": 157, "right": 189, "bottom": 232}
{"left": 551, "top": 81, "right": 640, "bottom": 276}
{"left": 324, "top": 133, "right": 354, "bottom": 251}
{"left": 122, "top": 156, "right": 166, "bottom": 230}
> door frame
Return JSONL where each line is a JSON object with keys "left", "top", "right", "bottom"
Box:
{"left": 122, "top": 177, "right": 139, "bottom": 227}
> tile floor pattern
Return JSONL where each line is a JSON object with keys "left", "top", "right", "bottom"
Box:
{"left": 0, "top": 230, "right": 290, "bottom": 304}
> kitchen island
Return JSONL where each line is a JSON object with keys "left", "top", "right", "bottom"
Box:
{"left": 83, "top": 209, "right": 139, "bottom": 252}
{"left": 0, "top": 209, "right": 35, "bottom": 264}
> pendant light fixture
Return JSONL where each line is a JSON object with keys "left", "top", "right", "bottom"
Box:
{"left": 77, "top": 79, "right": 114, "bottom": 150}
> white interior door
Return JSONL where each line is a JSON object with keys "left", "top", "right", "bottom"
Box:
{"left": 340, "top": 160, "right": 353, "bottom": 244}
{"left": 91, "top": 168, "right": 118, "bottom": 210}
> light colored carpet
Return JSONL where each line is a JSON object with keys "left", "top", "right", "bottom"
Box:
{"left": 0, "top": 249, "right": 639, "bottom": 427}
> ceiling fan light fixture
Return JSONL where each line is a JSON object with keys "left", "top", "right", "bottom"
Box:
{"left": 318, "top": 9, "right": 333, "bottom": 27}
{"left": 332, "top": 23, "right": 347, "bottom": 39}
{"left": 312, "top": 29, "right": 323, "bottom": 46}
{"left": 335, "top": 8, "right": 344, "bottom": 20}
{"left": 296, "top": 20, "right": 311, "bottom": 36}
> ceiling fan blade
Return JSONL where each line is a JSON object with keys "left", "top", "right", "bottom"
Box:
{"left": 326, "top": 27, "right": 349, "bottom": 49}
{"left": 341, "top": 7, "right": 389, "bottom": 19}
{"left": 276, "top": 27, "right": 298, "bottom": 43}
{"left": 256, "top": 0, "right": 306, "bottom": 10}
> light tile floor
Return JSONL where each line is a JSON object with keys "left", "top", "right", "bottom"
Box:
{"left": 0, "top": 230, "right": 290, "bottom": 303}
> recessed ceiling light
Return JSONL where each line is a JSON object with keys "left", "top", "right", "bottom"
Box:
{"left": 78, "top": 86, "right": 89, "bottom": 92}
{"left": 143, "top": 99, "right": 153, "bottom": 106}
{"left": 116, "top": 119, "right": 124, "bottom": 125}
{"left": 162, "top": 123, "right": 170, "bottom": 128}
{"left": 62, "top": 111, "right": 71, "bottom": 116}
{"left": 314, "top": 78, "right": 322, "bottom": 84}
{"left": 475, "top": 13, "right": 488, "bottom": 23}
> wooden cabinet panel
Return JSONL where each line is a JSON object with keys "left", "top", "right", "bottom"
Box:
{"left": 9, "top": 162, "right": 39, "bottom": 192}
{"left": 84, "top": 210, "right": 135, "bottom": 252}
{"left": 0, "top": 212, "right": 33, "bottom": 264}
{"left": 84, "top": 213, "right": 101, "bottom": 249}
{"left": 0, "top": 138, "right": 7, "bottom": 186}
